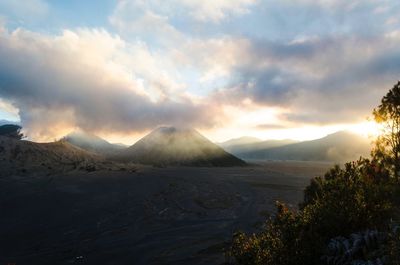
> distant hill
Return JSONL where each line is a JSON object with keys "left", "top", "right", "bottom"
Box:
{"left": 0, "top": 136, "right": 103, "bottom": 176}
{"left": 112, "top": 126, "right": 247, "bottom": 167}
{"left": 219, "top": 136, "right": 262, "bottom": 147}
{"left": 237, "top": 131, "right": 371, "bottom": 162}
{"left": 221, "top": 138, "right": 298, "bottom": 155}
{"left": 64, "top": 130, "right": 125, "bottom": 156}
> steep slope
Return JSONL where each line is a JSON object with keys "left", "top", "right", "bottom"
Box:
{"left": 222, "top": 139, "right": 298, "bottom": 155}
{"left": 238, "top": 131, "right": 371, "bottom": 162}
{"left": 0, "top": 136, "right": 103, "bottom": 176}
{"left": 64, "top": 130, "right": 125, "bottom": 156}
{"left": 112, "top": 127, "right": 247, "bottom": 167}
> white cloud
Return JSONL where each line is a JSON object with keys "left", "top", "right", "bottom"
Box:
{"left": 177, "top": 37, "right": 250, "bottom": 82}
{"left": 0, "top": 26, "right": 217, "bottom": 141}
{"left": 109, "top": 1, "right": 183, "bottom": 47}
{"left": 0, "top": 97, "right": 18, "bottom": 120}
{"left": 110, "top": 0, "right": 257, "bottom": 30}
{"left": 178, "top": 0, "right": 257, "bottom": 22}
{"left": 110, "top": 0, "right": 256, "bottom": 85}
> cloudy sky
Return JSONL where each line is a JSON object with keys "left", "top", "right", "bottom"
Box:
{"left": 0, "top": 0, "right": 399, "bottom": 143}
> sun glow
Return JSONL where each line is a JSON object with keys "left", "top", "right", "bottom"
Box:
{"left": 347, "top": 121, "right": 382, "bottom": 139}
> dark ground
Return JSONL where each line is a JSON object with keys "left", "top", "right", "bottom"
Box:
{"left": 0, "top": 161, "right": 331, "bottom": 265}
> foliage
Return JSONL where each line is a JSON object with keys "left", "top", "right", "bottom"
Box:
{"left": 231, "top": 81, "right": 400, "bottom": 265}
{"left": 231, "top": 159, "right": 397, "bottom": 265}
{"left": 231, "top": 202, "right": 312, "bottom": 265}
{"left": 373, "top": 81, "right": 400, "bottom": 180}
{"left": 0, "top": 124, "right": 24, "bottom": 140}
{"left": 301, "top": 159, "right": 394, "bottom": 237}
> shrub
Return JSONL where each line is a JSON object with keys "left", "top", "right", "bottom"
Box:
{"left": 231, "top": 159, "right": 398, "bottom": 265}
{"left": 231, "top": 202, "right": 310, "bottom": 265}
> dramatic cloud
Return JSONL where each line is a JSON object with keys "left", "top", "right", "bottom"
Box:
{"left": 0, "top": 27, "right": 217, "bottom": 140}
{"left": 0, "top": 0, "right": 399, "bottom": 141}
{"left": 212, "top": 34, "right": 400, "bottom": 124}
{"left": 109, "top": 0, "right": 400, "bottom": 127}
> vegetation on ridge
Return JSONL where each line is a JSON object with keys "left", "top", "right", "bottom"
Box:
{"left": 0, "top": 124, "right": 24, "bottom": 140}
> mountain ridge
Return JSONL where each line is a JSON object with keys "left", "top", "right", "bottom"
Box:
{"left": 219, "top": 136, "right": 262, "bottom": 147}
{"left": 0, "top": 135, "right": 103, "bottom": 176}
{"left": 236, "top": 131, "right": 371, "bottom": 162}
{"left": 220, "top": 138, "right": 299, "bottom": 155}
{"left": 64, "top": 130, "right": 125, "bottom": 156}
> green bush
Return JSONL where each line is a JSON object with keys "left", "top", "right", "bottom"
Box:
{"left": 231, "top": 159, "right": 398, "bottom": 265}
{"left": 302, "top": 159, "right": 394, "bottom": 236}
{"left": 232, "top": 202, "right": 310, "bottom": 265}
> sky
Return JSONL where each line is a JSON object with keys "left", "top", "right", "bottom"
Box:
{"left": 0, "top": 0, "right": 399, "bottom": 144}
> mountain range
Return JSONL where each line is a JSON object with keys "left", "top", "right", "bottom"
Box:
{"left": 226, "top": 131, "right": 371, "bottom": 162}
{"left": 219, "top": 137, "right": 298, "bottom": 155}
{"left": 18, "top": 127, "right": 373, "bottom": 166}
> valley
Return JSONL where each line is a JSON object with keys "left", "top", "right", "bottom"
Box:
{"left": 0, "top": 162, "right": 331, "bottom": 265}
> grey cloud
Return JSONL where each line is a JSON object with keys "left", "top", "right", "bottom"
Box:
{"left": 216, "top": 34, "right": 400, "bottom": 125}
{"left": 227, "top": 67, "right": 301, "bottom": 105}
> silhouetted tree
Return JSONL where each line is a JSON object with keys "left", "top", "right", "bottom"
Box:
{"left": 373, "top": 81, "right": 400, "bottom": 181}
{"left": 0, "top": 124, "right": 24, "bottom": 140}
